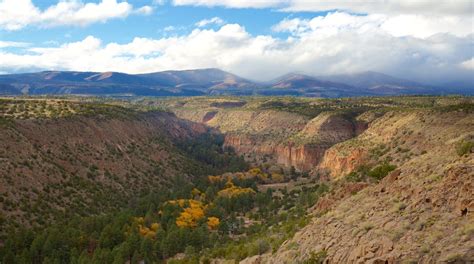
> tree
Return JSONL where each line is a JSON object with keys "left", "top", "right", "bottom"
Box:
{"left": 207, "top": 217, "right": 220, "bottom": 230}
{"left": 175, "top": 200, "right": 206, "bottom": 228}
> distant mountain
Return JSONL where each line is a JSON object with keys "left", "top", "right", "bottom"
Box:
{"left": 0, "top": 69, "right": 470, "bottom": 97}
{"left": 319, "top": 71, "right": 436, "bottom": 95}
{"left": 266, "top": 73, "right": 364, "bottom": 97}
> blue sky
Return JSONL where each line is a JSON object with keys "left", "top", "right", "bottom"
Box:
{"left": 0, "top": 0, "right": 473, "bottom": 85}
{"left": 1, "top": 1, "right": 325, "bottom": 44}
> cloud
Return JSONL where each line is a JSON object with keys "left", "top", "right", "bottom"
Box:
{"left": 1, "top": 14, "right": 472, "bottom": 85}
{"left": 164, "top": 26, "right": 176, "bottom": 31}
{"left": 172, "top": 0, "right": 473, "bottom": 16}
{"left": 153, "top": 0, "right": 166, "bottom": 5}
{"left": 460, "top": 58, "right": 474, "bottom": 70}
{"left": 173, "top": 0, "right": 283, "bottom": 9}
{"left": 135, "top": 5, "right": 153, "bottom": 15}
{"left": 195, "top": 17, "right": 224, "bottom": 27}
{"left": 177, "top": 0, "right": 473, "bottom": 41}
{"left": 282, "top": 0, "right": 473, "bottom": 16}
{"left": 0, "top": 0, "right": 152, "bottom": 30}
{"left": 0, "top": 40, "right": 30, "bottom": 48}
{"left": 273, "top": 12, "right": 473, "bottom": 39}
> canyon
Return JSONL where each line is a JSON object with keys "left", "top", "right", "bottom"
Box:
{"left": 0, "top": 96, "right": 472, "bottom": 263}
{"left": 162, "top": 97, "right": 474, "bottom": 262}
{"left": 170, "top": 100, "right": 367, "bottom": 172}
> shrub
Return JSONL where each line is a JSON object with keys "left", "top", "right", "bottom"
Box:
{"left": 368, "top": 162, "right": 396, "bottom": 181}
{"left": 456, "top": 141, "right": 473, "bottom": 156}
{"left": 256, "top": 239, "right": 270, "bottom": 255}
{"left": 303, "top": 250, "right": 327, "bottom": 264}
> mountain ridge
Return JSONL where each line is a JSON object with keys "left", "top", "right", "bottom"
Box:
{"left": 0, "top": 68, "right": 471, "bottom": 97}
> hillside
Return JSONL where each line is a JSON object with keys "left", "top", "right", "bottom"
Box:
{"left": 0, "top": 98, "right": 247, "bottom": 237}
{"left": 262, "top": 107, "right": 473, "bottom": 263}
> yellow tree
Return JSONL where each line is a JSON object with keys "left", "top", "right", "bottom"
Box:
{"left": 176, "top": 200, "right": 206, "bottom": 228}
{"left": 207, "top": 217, "right": 220, "bottom": 230}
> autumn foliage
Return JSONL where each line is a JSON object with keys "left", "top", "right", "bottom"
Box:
{"left": 175, "top": 200, "right": 207, "bottom": 228}
{"left": 207, "top": 217, "right": 220, "bottom": 230}
{"left": 217, "top": 180, "right": 256, "bottom": 198}
{"left": 134, "top": 217, "right": 160, "bottom": 239}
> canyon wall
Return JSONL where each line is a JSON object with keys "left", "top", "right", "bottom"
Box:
{"left": 174, "top": 106, "right": 367, "bottom": 171}
{"left": 255, "top": 109, "right": 474, "bottom": 263}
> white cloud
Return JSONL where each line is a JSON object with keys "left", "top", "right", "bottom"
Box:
{"left": 164, "top": 26, "right": 176, "bottom": 31}
{"left": 0, "top": 0, "right": 152, "bottom": 30}
{"left": 173, "top": 0, "right": 283, "bottom": 9}
{"left": 0, "top": 40, "right": 30, "bottom": 48}
{"left": 273, "top": 12, "right": 473, "bottom": 39}
{"left": 0, "top": 14, "right": 472, "bottom": 85}
{"left": 177, "top": 0, "right": 473, "bottom": 40}
{"left": 172, "top": 0, "right": 473, "bottom": 16}
{"left": 195, "top": 17, "right": 224, "bottom": 27}
{"left": 153, "top": 0, "right": 166, "bottom": 5}
{"left": 380, "top": 15, "right": 472, "bottom": 39}
{"left": 460, "top": 58, "right": 474, "bottom": 70}
{"left": 282, "top": 0, "right": 473, "bottom": 16}
{"left": 135, "top": 5, "right": 153, "bottom": 15}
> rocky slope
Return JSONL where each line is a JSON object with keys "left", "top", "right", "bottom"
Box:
{"left": 249, "top": 107, "right": 474, "bottom": 263}
{"left": 170, "top": 98, "right": 365, "bottom": 171}
{"left": 0, "top": 100, "right": 212, "bottom": 233}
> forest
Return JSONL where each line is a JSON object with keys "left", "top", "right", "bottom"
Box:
{"left": 0, "top": 127, "right": 328, "bottom": 263}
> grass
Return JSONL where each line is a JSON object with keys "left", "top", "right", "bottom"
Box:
{"left": 456, "top": 140, "right": 473, "bottom": 156}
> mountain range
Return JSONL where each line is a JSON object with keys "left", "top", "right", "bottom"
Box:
{"left": 0, "top": 68, "right": 471, "bottom": 97}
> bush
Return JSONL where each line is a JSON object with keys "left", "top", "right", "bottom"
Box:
{"left": 256, "top": 239, "right": 270, "bottom": 255}
{"left": 456, "top": 141, "right": 473, "bottom": 156}
{"left": 303, "top": 250, "right": 327, "bottom": 264}
{"left": 368, "top": 162, "right": 396, "bottom": 181}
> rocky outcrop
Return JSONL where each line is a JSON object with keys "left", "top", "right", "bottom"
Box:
{"left": 274, "top": 143, "right": 327, "bottom": 171}
{"left": 318, "top": 145, "right": 369, "bottom": 179}
{"left": 219, "top": 112, "right": 367, "bottom": 171}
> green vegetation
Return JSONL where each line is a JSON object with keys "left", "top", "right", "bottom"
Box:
{"left": 176, "top": 133, "right": 248, "bottom": 175}
{"left": 368, "top": 162, "right": 397, "bottom": 181}
{"left": 0, "top": 98, "right": 140, "bottom": 120}
{"left": 346, "top": 162, "right": 396, "bottom": 182}
{"left": 1, "top": 95, "right": 472, "bottom": 263}
{"left": 258, "top": 98, "right": 372, "bottom": 118}
{"left": 456, "top": 140, "right": 473, "bottom": 156}
{"left": 303, "top": 250, "right": 327, "bottom": 264}
{"left": 0, "top": 165, "right": 329, "bottom": 263}
{"left": 0, "top": 98, "right": 250, "bottom": 238}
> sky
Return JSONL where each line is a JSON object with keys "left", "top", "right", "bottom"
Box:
{"left": 0, "top": 0, "right": 473, "bottom": 85}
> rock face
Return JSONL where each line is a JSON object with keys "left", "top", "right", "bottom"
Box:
{"left": 174, "top": 104, "right": 366, "bottom": 171}
{"left": 222, "top": 113, "right": 366, "bottom": 171}
{"left": 318, "top": 146, "right": 369, "bottom": 179}
{"left": 253, "top": 109, "right": 474, "bottom": 263}
{"left": 274, "top": 143, "right": 327, "bottom": 171}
